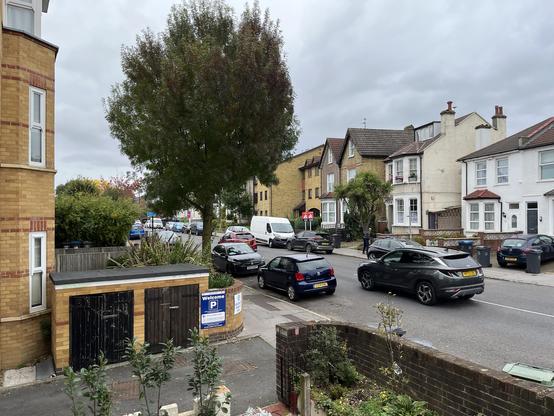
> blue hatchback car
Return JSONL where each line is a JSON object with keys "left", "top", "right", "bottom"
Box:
{"left": 257, "top": 254, "right": 336, "bottom": 301}
{"left": 129, "top": 224, "right": 145, "bottom": 240}
{"left": 497, "top": 234, "right": 554, "bottom": 266}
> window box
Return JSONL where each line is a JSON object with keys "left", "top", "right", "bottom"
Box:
{"left": 408, "top": 173, "right": 417, "bottom": 182}
{"left": 395, "top": 176, "right": 404, "bottom": 183}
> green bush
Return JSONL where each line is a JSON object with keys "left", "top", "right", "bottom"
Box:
{"left": 293, "top": 216, "right": 321, "bottom": 231}
{"left": 208, "top": 272, "right": 234, "bottom": 289}
{"left": 56, "top": 193, "right": 139, "bottom": 247}
{"left": 110, "top": 236, "right": 204, "bottom": 268}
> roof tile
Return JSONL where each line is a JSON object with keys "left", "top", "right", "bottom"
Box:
{"left": 346, "top": 128, "right": 414, "bottom": 159}
{"left": 464, "top": 189, "right": 501, "bottom": 200}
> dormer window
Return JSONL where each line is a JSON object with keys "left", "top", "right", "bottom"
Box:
{"left": 348, "top": 140, "right": 355, "bottom": 158}
{"left": 4, "top": 0, "right": 42, "bottom": 37}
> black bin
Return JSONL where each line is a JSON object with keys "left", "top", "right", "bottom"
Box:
{"left": 475, "top": 246, "right": 491, "bottom": 267}
{"left": 526, "top": 249, "right": 541, "bottom": 274}
{"left": 332, "top": 233, "right": 342, "bottom": 249}
{"left": 458, "top": 240, "right": 474, "bottom": 254}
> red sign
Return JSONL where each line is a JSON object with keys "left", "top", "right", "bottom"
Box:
{"left": 301, "top": 211, "right": 314, "bottom": 221}
{"left": 187, "top": 210, "right": 191, "bottom": 219}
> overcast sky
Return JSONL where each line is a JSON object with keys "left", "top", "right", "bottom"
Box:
{"left": 43, "top": 0, "right": 554, "bottom": 184}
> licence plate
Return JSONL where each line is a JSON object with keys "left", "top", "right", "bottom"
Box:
{"left": 313, "top": 282, "right": 328, "bottom": 289}
{"left": 247, "top": 265, "right": 258, "bottom": 270}
{"left": 462, "top": 270, "right": 477, "bottom": 277}
{"left": 320, "top": 242, "right": 328, "bottom": 245}
{"left": 505, "top": 257, "right": 517, "bottom": 262}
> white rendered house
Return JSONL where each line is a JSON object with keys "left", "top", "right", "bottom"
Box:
{"left": 459, "top": 116, "right": 554, "bottom": 235}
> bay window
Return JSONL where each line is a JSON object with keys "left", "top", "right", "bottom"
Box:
{"left": 322, "top": 201, "right": 336, "bottom": 224}
{"left": 29, "top": 232, "right": 46, "bottom": 312}
{"left": 409, "top": 198, "right": 418, "bottom": 224}
{"left": 408, "top": 158, "right": 418, "bottom": 182}
{"left": 394, "top": 159, "right": 403, "bottom": 183}
{"left": 387, "top": 163, "right": 393, "bottom": 183}
{"left": 5, "top": 0, "right": 40, "bottom": 36}
{"left": 484, "top": 203, "right": 495, "bottom": 230}
{"left": 29, "top": 87, "right": 45, "bottom": 166}
{"left": 469, "top": 203, "right": 479, "bottom": 230}
{"left": 395, "top": 199, "right": 404, "bottom": 224}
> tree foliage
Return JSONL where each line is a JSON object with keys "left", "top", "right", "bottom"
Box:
{"left": 220, "top": 186, "right": 253, "bottom": 222}
{"left": 334, "top": 172, "right": 392, "bottom": 235}
{"left": 105, "top": 0, "right": 298, "bottom": 254}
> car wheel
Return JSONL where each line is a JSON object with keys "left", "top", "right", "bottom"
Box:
{"left": 367, "top": 252, "right": 377, "bottom": 260}
{"left": 326, "top": 289, "right": 335, "bottom": 295}
{"left": 287, "top": 285, "right": 298, "bottom": 301}
{"left": 286, "top": 241, "right": 293, "bottom": 251}
{"left": 258, "top": 275, "right": 266, "bottom": 289}
{"left": 360, "top": 270, "right": 375, "bottom": 291}
{"left": 305, "top": 244, "right": 314, "bottom": 253}
{"left": 268, "top": 239, "right": 273, "bottom": 248}
{"left": 416, "top": 281, "right": 437, "bottom": 306}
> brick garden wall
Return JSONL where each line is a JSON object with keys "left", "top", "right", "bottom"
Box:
{"left": 276, "top": 322, "right": 554, "bottom": 416}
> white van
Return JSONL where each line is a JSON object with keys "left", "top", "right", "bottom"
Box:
{"left": 250, "top": 216, "right": 295, "bottom": 248}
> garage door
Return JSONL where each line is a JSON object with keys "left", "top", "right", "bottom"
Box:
{"left": 70, "top": 291, "right": 133, "bottom": 370}
{"left": 145, "top": 284, "right": 199, "bottom": 353}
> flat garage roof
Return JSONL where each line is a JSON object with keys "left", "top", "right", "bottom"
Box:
{"left": 50, "top": 263, "right": 209, "bottom": 286}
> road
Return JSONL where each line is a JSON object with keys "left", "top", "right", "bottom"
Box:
{"left": 182, "top": 233, "right": 554, "bottom": 371}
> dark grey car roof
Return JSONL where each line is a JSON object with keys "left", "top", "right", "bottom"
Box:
{"left": 392, "top": 247, "right": 468, "bottom": 257}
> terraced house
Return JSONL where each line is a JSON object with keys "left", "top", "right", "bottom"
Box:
{"left": 0, "top": 0, "right": 57, "bottom": 369}
{"left": 319, "top": 137, "right": 344, "bottom": 228}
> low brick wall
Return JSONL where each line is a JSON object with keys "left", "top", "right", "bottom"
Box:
{"left": 276, "top": 322, "right": 554, "bottom": 416}
{"left": 203, "top": 280, "right": 244, "bottom": 342}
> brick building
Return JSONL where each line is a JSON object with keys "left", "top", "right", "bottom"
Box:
{"left": 0, "top": 0, "right": 57, "bottom": 369}
{"left": 253, "top": 145, "right": 323, "bottom": 218}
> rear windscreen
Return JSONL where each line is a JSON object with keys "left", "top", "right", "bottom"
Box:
{"left": 236, "top": 233, "right": 254, "bottom": 240}
{"left": 441, "top": 254, "right": 478, "bottom": 268}
{"left": 502, "top": 239, "right": 526, "bottom": 248}
{"left": 297, "top": 259, "right": 330, "bottom": 272}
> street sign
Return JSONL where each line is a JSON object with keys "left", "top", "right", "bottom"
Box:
{"left": 200, "top": 291, "right": 226, "bottom": 329}
{"left": 147, "top": 211, "right": 157, "bottom": 218}
{"left": 301, "top": 211, "right": 314, "bottom": 221}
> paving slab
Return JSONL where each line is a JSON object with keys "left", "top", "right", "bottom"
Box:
{"left": 2, "top": 367, "right": 35, "bottom": 388}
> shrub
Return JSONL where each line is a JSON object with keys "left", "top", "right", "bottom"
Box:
{"left": 209, "top": 272, "right": 235, "bottom": 289}
{"left": 110, "top": 236, "right": 203, "bottom": 268}
{"left": 412, "top": 235, "right": 426, "bottom": 245}
{"left": 293, "top": 216, "right": 321, "bottom": 231}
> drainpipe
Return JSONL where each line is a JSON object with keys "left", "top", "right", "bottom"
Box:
{"left": 500, "top": 201, "right": 503, "bottom": 232}
{"left": 419, "top": 155, "right": 423, "bottom": 228}
{"left": 463, "top": 161, "right": 468, "bottom": 233}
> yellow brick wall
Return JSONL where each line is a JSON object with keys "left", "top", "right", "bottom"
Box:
{"left": 254, "top": 146, "right": 323, "bottom": 218}
{"left": 51, "top": 276, "right": 244, "bottom": 370}
{"left": 0, "top": 29, "right": 57, "bottom": 369}
{"left": 304, "top": 167, "right": 321, "bottom": 213}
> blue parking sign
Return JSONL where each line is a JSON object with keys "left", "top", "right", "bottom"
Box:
{"left": 201, "top": 291, "right": 226, "bottom": 329}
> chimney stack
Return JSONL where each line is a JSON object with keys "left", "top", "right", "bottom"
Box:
{"left": 440, "top": 100, "right": 456, "bottom": 136}
{"left": 492, "top": 105, "right": 507, "bottom": 141}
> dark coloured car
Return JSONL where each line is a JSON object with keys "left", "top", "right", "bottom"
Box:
{"left": 190, "top": 221, "right": 204, "bottom": 235}
{"left": 212, "top": 243, "right": 264, "bottom": 275}
{"left": 258, "top": 254, "right": 336, "bottom": 301}
{"left": 497, "top": 235, "right": 554, "bottom": 267}
{"left": 286, "top": 231, "right": 334, "bottom": 254}
{"left": 219, "top": 231, "right": 257, "bottom": 251}
{"left": 357, "top": 247, "right": 484, "bottom": 305}
{"left": 367, "top": 237, "right": 422, "bottom": 260}
{"left": 129, "top": 224, "right": 145, "bottom": 240}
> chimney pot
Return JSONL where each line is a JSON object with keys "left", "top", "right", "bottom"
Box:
{"left": 499, "top": 106, "right": 503, "bottom": 115}
{"left": 447, "top": 101, "right": 453, "bottom": 111}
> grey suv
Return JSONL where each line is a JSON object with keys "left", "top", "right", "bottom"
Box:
{"left": 357, "top": 247, "right": 484, "bottom": 305}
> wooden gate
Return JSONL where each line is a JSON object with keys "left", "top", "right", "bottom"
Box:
{"left": 70, "top": 291, "right": 133, "bottom": 370}
{"left": 145, "top": 284, "right": 199, "bottom": 353}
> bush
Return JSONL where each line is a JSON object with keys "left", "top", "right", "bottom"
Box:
{"left": 56, "top": 192, "right": 139, "bottom": 247}
{"left": 412, "top": 235, "right": 426, "bottom": 245}
{"left": 110, "top": 236, "right": 203, "bottom": 268}
{"left": 293, "top": 216, "right": 321, "bottom": 231}
{"left": 209, "top": 272, "right": 234, "bottom": 289}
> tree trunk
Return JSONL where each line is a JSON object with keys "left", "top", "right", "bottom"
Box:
{"left": 200, "top": 205, "right": 214, "bottom": 261}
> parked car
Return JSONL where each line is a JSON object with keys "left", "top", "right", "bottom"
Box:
{"left": 129, "top": 224, "right": 145, "bottom": 240}
{"left": 212, "top": 243, "right": 264, "bottom": 275}
{"left": 286, "top": 231, "right": 333, "bottom": 254}
{"left": 190, "top": 221, "right": 204, "bottom": 235}
{"left": 357, "top": 247, "right": 484, "bottom": 305}
{"left": 144, "top": 217, "right": 164, "bottom": 229}
{"left": 226, "top": 226, "right": 249, "bottom": 233}
{"left": 219, "top": 231, "right": 257, "bottom": 251}
{"left": 366, "top": 237, "right": 422, "bottom": 260}
{"left": 250, "top": 216, "right": 295, "bottom": 248}
{"left": 497, "top": 235, "right": 554, "bottom": 267}
{"left": 133, "top": 220, "right": 143, "bottom": 227}
{"left": 257, "top": 254, "right": 336, "bottom": 301}
{"left": 165, "top": 221, "right": 177, "bottom": 231}
{"left": 172, "top": 222, "right": 185, "bottom": 233}
{"left": 158, "top": 230, "right": 179, "bottom": 245}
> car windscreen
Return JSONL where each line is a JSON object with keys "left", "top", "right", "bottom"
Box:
{"left": 226, "top": 244, "right": 254, "bottom": 255}
{"left": 441, "top": 254, "right": 478, "bottom": 268}
{"left": 236, "top": 233, "right": 254, "bottom": 240}
{"left": 502, "top": 239, "right": 526, "bottom": 248}
{"left": 297, "top": 258, "right": 330, "bottom": 273}
{"left": 271, "top": 222, "right": 293, "bottom": 233}
{"left": 315, "top": 233, "right": 330, "bottom": 239}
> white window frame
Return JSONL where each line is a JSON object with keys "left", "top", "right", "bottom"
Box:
{"left": 469, "top": 203, "right": 479, "bottom": 230}
{"left": 322, "top": 201, "right": 336, "bottom": 224}
{"left": 326, "top": 173, "right": 335, "bottom": 193}
{"left": 395, "top": 198, "right": 404, "bottom": 224}
{"left": 484, "top": 203, "right": 495, "bottom": 230}
{"left": 539, "top": 150, "right": 554, "bottom": 180}
{"left": 4, "top": 0, "right": 41, "bottom": 37}
{"left": 475, "top": 161, "right": 487, "bottom": 186}
{"left": 394, "top": 159, "right": 404, "bottom": 184}
{"left": 387, "top": 163, "right": 393, "bottom": 182}
{"left": 29, "top": 86, "right": 46, "bottom": 167}
{"left": 408, "top": 158, "right": 418, "bottom": 182}
{"left": 347, "top": 168, "right": 356, "bottom": 183}
{"left": 29, "top": 231, "right": 46, "bottom": 313}
{"left": 511, "top": 215, "right": 517, "bottom": 229}
{"left": 409, "top": 198, "right": 418, "bottom": 224}
{"left": 496, "top": 158, "right": 509, "bottom": 184}
{"left": 348, "top": 140, "right": 355, "bottom": 158}
{"left": 327, "top": 149, "right": 333, "bottom": 164}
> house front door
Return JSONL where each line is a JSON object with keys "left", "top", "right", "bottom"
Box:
{"left": 526, "top": 202, "right": 538, "bottom": 234}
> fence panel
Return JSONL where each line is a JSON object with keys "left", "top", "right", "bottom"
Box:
{"left": 55, "top": 247, "right": 129, "bottom": 272}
